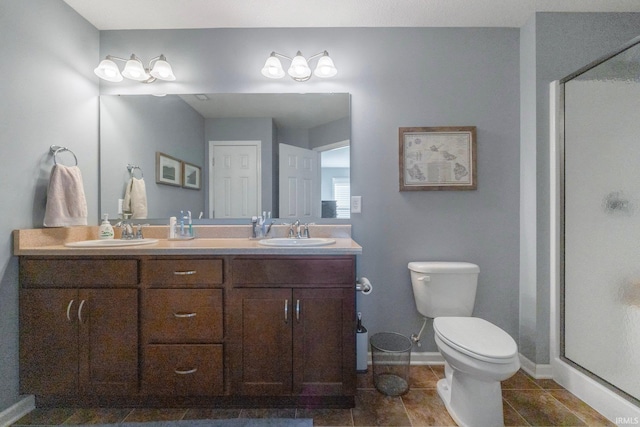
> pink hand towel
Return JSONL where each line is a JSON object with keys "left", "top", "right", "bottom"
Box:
{"left": 43, "top": 164, "right": 88, "bottom": 227}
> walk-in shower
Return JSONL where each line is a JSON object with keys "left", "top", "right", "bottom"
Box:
{"left": 552, "top": 35, "right": 640, "bottom": 421}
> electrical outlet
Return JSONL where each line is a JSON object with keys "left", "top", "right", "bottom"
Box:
{"left": 118, "top": 198, "right": 124, "bottom": 214}
{"left": 351, "top": 196, "right": 362, "bottom": 213}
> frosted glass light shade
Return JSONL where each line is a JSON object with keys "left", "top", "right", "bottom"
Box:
{"left": 288, "top": 53, "right": 311, "bottom": 80}
{"left": 314, "top": 54, "right": 337, "bottom": 78}
{"left": 122, "top": 57, "right": 150, "bottom": 81}
{"left": 261, "top": 56, "right": 285, "bottom": 79}
{"left": 94, "top": 59, "right": 123, "bottom": 82}
{"left": 150, "top": 56, "right": 176, "bottom": 81}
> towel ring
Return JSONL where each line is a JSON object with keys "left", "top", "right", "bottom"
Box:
{"left": 50, "top": 145, "right": 78, "bottom": 166}
{"left": 127, "top": 164, "right": 144, "bottom": 179}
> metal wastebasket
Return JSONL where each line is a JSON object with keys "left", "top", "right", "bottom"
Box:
{"left": 370, "top": 332, "right": 412, "bottom": 396}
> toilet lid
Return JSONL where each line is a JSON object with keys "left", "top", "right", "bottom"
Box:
{"left": 433, "top": 317, "right": 517, "bottom": 363}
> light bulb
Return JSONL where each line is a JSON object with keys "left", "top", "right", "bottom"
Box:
{"left": 261, "top": 55, "right": 285, "bottom": 79}
{"left": 94, "top": 58, "right": 123, "bottom": 82}
{"left": 150, "top": 55, "right": 176, "bottom": 81}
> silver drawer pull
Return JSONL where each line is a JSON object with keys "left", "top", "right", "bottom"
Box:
{"left": 174, "top": 367, "right": 198, "bottom": 375}
{"left": 173, "top": 270, "right": 196, "bottom": 276}
{"left": 173, "top": 312, "right": 197, "bottom": 318}
{"left": 284, "top": 299, "right": 289, "bottom": 323}
{"left": 78, "top": 299, "right": 86, "bottom": 324}
{"left": 66, "top": 299, "right": 75, "bottom": 322}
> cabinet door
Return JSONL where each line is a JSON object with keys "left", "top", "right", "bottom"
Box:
{"left": 230, "top": 288, "right": 292, "bottom": 395}
{"left": 78, "top": 289, "right": 138, "bottom": 395}
{"left": 293, "top": 288, "right": 356, "bottom": 396}
{"left": 20, "top": 289, "right": 79, "bottom": 395}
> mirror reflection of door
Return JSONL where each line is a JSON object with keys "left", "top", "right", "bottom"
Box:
{"left": 279, "top": 143, "right": 320, "bottom": 219}
{"left": 209, "top": 141, "right": 261, "bottom": 218}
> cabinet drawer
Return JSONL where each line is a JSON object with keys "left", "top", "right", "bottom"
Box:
{"left": 20, "top": 259, "right": 138, "bottom": 288}
{"left": 143, "top": 289, "right": 223, "bottom": 343}
{"left": 143, "top": 344, "right": 223, "bottom": 396}
{"left": 232, "top": 257, "right": 354, "bottom": 286}
{"left": 142, "top": 259, "right": 223, "bottom": 287}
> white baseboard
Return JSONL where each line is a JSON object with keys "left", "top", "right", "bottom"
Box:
{"left": 519, "top": 353, "right": 553, "bottom": 379}
{"left": 552, "top": 357, "right": 640, "bottom": 423}
{"left": 0, "top": 395, "right": 34, "bottom": 427}
{"left": 363, "top": 351, "right": 444, "bottom": 366}
{"left": 410, "top": 351, "right": 445, "bottom": 365}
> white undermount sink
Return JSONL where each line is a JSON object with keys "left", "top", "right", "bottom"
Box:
{"left": 258, "top": 237, "right": 336, "bottom": 247}
{"left": 65, "top": 238, "right": 159, "bottom": 248}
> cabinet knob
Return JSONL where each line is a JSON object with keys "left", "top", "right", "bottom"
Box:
{"left": 296, "top": 299, "right": 300, "bottom": 321}
{"left": 284, "top": 299, "right": 289, "bottom": 323}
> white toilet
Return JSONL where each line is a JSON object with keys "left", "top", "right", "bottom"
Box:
{"left": 408, "top": 262, "right": 519, "bottom": 427}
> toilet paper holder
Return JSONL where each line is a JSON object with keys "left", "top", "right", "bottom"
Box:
{"left": 355, "top": 277, "right": 372, "bottom": 294}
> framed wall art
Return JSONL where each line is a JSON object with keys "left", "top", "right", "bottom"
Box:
{"left": 399, "top": 126, "right": 477, "bottom": 191}
{"left": 156, "top": 152, "right": 182, "bottom": 186}
{"left": 182, "top": 161, "right": 202, "bottom": 190}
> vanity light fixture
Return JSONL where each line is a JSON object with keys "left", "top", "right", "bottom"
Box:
{"left": 261, "top": 51, "right": 337, "bottom": 82}
{"left": 94, "top": 54, "right": 176, "bottom": 83}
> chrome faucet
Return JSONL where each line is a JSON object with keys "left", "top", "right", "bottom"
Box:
{"left": 116, "top": 220, "right": 134, "bottom": 239}
{"left": 288, "top": 220, "right": 300, "bottom": 238}
{"left": 288, "top": 220, "right": 312, "bottom": 238}
{"left": 301, "top": 223, "right": 311, "bottom": 238}
{"left": 116, "top": 221, "right": 147, "bottom": 239}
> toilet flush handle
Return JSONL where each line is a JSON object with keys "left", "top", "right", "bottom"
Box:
{"left": 417, "top": 275, "right": 431, "bottom": 282}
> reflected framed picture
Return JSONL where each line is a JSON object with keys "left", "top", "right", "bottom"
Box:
{"left": 156, "top": 152, "right": 182, "bottom": 186}
{"left": 182, "top": 162, "right": 201, "bottom": 190}
{"left": 399, "top": 126, "right": 477, "bottom": 191}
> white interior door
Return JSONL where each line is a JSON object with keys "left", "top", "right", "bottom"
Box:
{"left": 209, "top": 141, "right": 261, "bottom": 219}
{"left": 279, "top": 143, "right": 320, "bottom": 219}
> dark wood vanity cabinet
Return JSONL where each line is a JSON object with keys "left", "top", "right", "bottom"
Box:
{"left": 229, "top": 256, "right": 357, "bottom": 404}
{"left": 19, "top": 259, "right": 138, "bottom": 397}
{"left": 19, "top": 254, "right": 357, "bottom": 407}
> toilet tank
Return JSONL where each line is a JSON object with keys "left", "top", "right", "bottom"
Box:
{"left": 408, "top": 262, "right": 480, "bottom": 318}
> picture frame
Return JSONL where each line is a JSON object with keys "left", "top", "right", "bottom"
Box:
{"left": 156, "top": 152, "right": 182, "bottom": 186}
{"left": 182, "top": 161, "right": 202, "bottom": 190}
{"left": 399, "top": 126, "right": 477, "bottom": 191}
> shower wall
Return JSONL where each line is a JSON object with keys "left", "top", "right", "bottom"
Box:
{"left": 564, "top": 79, "right": 640, "bottom": 401}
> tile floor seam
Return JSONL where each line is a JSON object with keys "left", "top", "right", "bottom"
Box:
{"left": 503, "top": 397, "right": 532, "bottom": 426}
{"left": 543, "top": 390, "right": 593, "bottom": 427}
{"left": 120, "top": 408, "right": 134, "bottom": 423}
{"left": 399, "top": 394, "right": 413, "bottom": 427}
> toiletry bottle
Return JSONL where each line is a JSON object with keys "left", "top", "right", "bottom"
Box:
{"left": 169, "top": 216, "right": 177, "bottom": 239}
{"left": 99, "top": 214, "right": 114, "bottom": 240}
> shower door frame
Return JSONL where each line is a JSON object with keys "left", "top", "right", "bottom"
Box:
{"left": 551, "top": 34, "right": 640, "bottom": 422}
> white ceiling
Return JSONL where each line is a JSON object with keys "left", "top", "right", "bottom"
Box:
{"left": 64, "top": 0, "right": 640, "bottom": 30}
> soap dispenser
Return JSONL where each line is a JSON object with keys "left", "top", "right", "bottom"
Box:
{"left": 99, "top": 214, "right": 114, "bottom": 240}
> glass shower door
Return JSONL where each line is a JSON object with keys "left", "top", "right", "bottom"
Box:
{"left": 563, "top": 41, "right": 640, "bottom": 403}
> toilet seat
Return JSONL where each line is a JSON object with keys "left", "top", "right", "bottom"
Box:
{"left": 433, "top": 317, "right": 517, "bottom": 364}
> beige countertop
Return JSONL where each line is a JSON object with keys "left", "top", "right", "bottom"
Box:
{"left": 13, "top": 225, "right": 362, "bottom": 256}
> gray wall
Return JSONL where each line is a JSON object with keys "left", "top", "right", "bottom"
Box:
{"left": 100, "top": 95, "right": 205, "bottom": 220}
{"left": 0, "top": 0, "right": 99, "bottom": 411}
{"left": 519, "top": 12, "right": 640, "bottom": 364}
{"left": 2, "top": 1, "right": 640, "bottom": 413}
{"left": 100, "top": 27, "right": 523, "bottom": 350}
{"left": 309, "top": 117, "right": 351, "bottom": 150}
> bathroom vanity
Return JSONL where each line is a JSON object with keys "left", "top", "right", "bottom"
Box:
{"left": 14, "top": 225, "right": 361, "bottom": 408}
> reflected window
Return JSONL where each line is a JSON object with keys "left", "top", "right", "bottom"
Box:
{"left": 332, "top": 177, "right": 350, "bottom": 219}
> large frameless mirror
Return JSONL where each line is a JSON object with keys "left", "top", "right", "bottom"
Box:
{"left": 99, "top": 93, "right": 351, "bottom": 223}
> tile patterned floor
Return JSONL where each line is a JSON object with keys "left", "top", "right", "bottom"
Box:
{"left": 13, "top": 367, "right": 615, "bottom": 426}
